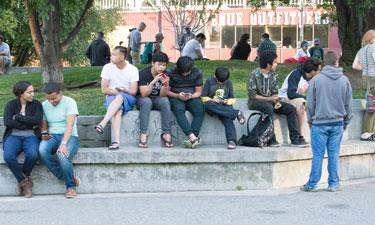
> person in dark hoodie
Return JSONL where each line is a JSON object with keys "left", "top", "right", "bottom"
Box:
{"left": 278, "top": 57, "right": 322, "bottom": 143}
{"left": 301, "top": 51, "right": 352, "bottom": 192}
{"left": 86, "top": 32, "right": 111, "bottom": 66}
{"left": 247, "top": 51, "right": 307, "bottom": 148}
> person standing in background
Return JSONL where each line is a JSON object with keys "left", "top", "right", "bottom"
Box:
{"left": 85, "top": 32, "right": 111, "bottom": 66}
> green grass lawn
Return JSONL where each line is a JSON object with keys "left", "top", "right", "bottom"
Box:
{"left": 0, "top": 61, "right": 365, "bottom": 116}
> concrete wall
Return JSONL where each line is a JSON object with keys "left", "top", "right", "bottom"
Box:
{"left": 0, "top": 141, "right": 374, "bottom": 195}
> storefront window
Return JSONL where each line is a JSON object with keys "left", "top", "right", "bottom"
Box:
{"left": 283, "top": 26, "right": 297, "bottom": 48}
{"left": 221, "top": 26, "right": 235, "bottom": 48}
{"left": 206, "top": 26, "right": 220, "bottom": 48}
{"left": 236, "top": 26, "right": 250, "bottom": 42}
{"left": 252, "top": 26, "right": 265, "bottom": 48}
{"left": 304, "top": 25, "right": 313, "bottom": 43}
{"left": 314, "top": 24, "right": 329, "bottom": 48}
{"left": 267, "top": 26, "right": 281, "bottom": 47}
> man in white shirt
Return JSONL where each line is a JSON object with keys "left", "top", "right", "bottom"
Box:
{"left": 181, "top": 33, "right": 206, "bottom": 60}
{"left": 95, "top": 46, "right": 139, "bottom": 150}
{"left": 0, "top": 34, "right": 12, "bottom": 75}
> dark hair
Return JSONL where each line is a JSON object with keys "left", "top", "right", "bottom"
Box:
{"left": 0, "top": 34, "right": 3, "bottom": 42}
{"left": 259, "top": 51, "right": 277, "bottom": 69}
{"left": 240, "top": 33, "right": 250, "bottom": 42}
{"left": 13, "top": 80, "right": 32, "bottom": 98}
{"left": 96, "top": 32, "right": 104, "bottom": 38}
{"left": 152, "top": 52, "right": 169, "bottom": 63}
{"left": 300, "top": 41, "right": 309, "bottom": 48}
{"left": 324, "top": 51, "right": 339, "bottom": 66}
{"left": 129, "top": 28, "right": 136, "bottom": 32}
{"left": 196, "top": 33, "right": 206, "bottom": 40}
{"left": 215, "top": 67, "right": 230, "bottom": 83}
{"left": 114, "top": 46, "right": 127, "bottom": 57}
{"left": 303, "top": 57, "right": 322, "bottom": 73}
{"left": 262, "top": 33, "right": 270, "bottom": 39}
{"left": 44, "top": 82, "right": 62, "bottom": 94}
{"left": 176, "top": 56, "right": 194, "bottom": 74}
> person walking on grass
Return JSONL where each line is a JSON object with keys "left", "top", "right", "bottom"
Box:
{"left": 201, "top": 67, "right": 246, "bottom": 149}
{"left": 136, "top": 52, "right": 173, "bottom": 148}
{"left": 301, "top": 51, "right": 352, "bottom": 192}
{"left": 95, "top": 46, "right": 138, "bottom": 150}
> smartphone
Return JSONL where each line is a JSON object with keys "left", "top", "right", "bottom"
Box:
{"left": 184, "top": 93, "right": 192, "bottom": 98}
{"left": 118, "top": 87, "right": 125, "bottom": 91}
{"left": 160, "top": 73, "right": 168, "bottom": 79}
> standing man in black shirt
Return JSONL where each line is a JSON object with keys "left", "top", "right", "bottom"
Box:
{"left": 86, "top": 32, "right": 111, "bottom": 66}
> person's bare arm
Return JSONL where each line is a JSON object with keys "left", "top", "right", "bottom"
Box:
{"left": 117, "top": 81, "right": 138, "bottom": 96}
{"left": 101, "top": 78, "right": 118, "bottom": 96}
{"left": 195, "top": 50, "right": 203, "bottom": 59}
{"left": 56, "top": 114, "right": 76, "bottom": 157}
{"left": 352, "top": 55, "right": 362, "bottom": 71}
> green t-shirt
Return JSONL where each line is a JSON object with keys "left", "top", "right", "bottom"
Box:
{"left": 42, "top": 96, "right": 79, "bottom": 137}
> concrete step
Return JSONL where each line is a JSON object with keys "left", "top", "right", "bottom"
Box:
{"left": 0, "top": 140, "right": 374, "bottom": 195}
{"left": 119, "top": 99, "right": 366, "bottom": 147}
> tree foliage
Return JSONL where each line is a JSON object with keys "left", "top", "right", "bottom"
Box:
{"left": 146, "top": 0, "right": 223, "bottom": 49}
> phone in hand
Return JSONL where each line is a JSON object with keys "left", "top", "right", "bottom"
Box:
{"left": 184, "top": 93, "right": 192, "bottom": 98}
{"left": 160, "top": 73, "right": 168, "bottom": 79}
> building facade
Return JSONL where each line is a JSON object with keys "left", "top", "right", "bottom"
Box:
{"left": 97, "top": 0, "right": 340, "bottom": 62}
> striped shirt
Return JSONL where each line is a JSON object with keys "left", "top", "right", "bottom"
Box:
{"left": 357, "top": 44, "right": 375, "bottom": 77}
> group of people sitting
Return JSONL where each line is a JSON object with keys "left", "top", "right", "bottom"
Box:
{"left": 2, "top": 43, "right": 354, "bottom": 198}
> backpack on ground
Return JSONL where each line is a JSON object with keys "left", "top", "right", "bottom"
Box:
{"left": 141, "top": 42, "right": 154, "bottom": 64}
{"left": 238, "top": 112, "right": 274, "bottom": 148}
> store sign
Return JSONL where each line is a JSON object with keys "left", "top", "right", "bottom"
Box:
{"left": 210, "top": 9, "right": 330, "bottom": 26}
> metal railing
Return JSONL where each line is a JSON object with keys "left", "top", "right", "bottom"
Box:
{"left": 94, "top": 0, "right": 329, "bottom": 10}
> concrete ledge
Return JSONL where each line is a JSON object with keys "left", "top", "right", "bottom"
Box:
{"left": 3, "top": 66, "right": 88, "bottom": 75}
{"left": 0, "top": 140, "right": 374, "bottom": 195}
{"left": 119, "top": 99, "right": 367, "bottom": 146}
{"left": 0, "top": 116, "right": 111, "bottom": 148}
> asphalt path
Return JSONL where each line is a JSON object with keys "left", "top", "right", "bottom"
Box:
{"left": 0, "top": 178, "right": 374, "bottom": 225}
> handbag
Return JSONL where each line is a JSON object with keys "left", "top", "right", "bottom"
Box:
{"left": 365, "top": 45, "right": 375, "bottom": 112}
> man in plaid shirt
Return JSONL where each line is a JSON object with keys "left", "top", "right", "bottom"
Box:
{"left": 256, "top": 33, "right": 277, "bottom": 61}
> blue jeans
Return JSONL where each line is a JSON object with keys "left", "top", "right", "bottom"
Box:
{"left": 204, "top": 101, "right": 238, "bottom": 144}
{"left": 169, "top": 97, "right": 204, "bottom": 137}
{"left": 304, "top": 124, "right": 343, "bottom": 189}
{"left": 3, "top": 135, "right": 40, "bottom": 183}
{"left": 39, "top": 134, "right": 79, "bottom": 189}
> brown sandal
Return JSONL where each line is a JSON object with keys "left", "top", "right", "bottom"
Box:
{"left": 161, "top": 133, "right": 174, "bottom": 148}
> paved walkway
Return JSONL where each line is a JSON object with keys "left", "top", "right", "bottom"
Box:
{"left": 0, "top": 177, "right": 374, "bottom": 225}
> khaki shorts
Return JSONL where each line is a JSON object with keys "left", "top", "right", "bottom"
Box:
{"left": 284, "top": 98, "right": 306, "bottom": 111}
{"left": 130, "top": 50, "right": 141, "bottom": 65}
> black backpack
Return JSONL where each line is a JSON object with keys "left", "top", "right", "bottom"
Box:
{"left": 238, "top": 112, "right": 274, "bottom": 148}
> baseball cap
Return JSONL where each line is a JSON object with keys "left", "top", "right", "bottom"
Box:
{"left": 155, "top": 33, "right": 164, "bottom": 38}
{"left": 314, "top": 38, "right": 320, "bottom": 45}
{"left": 184, "top": 25, "right": 191, "bottom": 29}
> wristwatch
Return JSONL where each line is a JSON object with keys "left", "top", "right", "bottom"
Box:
{"left": 61, "top": 141, "right": 67, "bottom": 145}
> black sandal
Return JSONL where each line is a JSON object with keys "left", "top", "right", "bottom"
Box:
{"left": 237, "top": 111, "right": 246, "bottom": 125}
{"left": 108, "top": 142, "right": 120, "bottom": 150}
{"left": 95, "top": 124, "right": 104, "bottom": 135}
{"left": 138, "top": 135, "right": 148, "bottom": 148}
{"left": 161, "top": 133, "right": 174, "bottom": 148}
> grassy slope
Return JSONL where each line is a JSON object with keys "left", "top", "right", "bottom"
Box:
{"left": 0, "top": 61, "right": 364, "bottom": 116}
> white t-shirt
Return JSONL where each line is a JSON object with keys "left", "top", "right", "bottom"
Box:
{"left": 279, "top": 70, "right": 309, "bottom": 98}
{"left": 294, "top": 48, "right": 311, "bottom": 60}
{"left": 181, "top": 39, "right": 201, "bottom": 59}
{"left": 100, "top": 62, "right": 139, "bottom": 90}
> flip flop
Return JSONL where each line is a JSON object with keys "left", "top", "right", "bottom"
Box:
{"left": 184, "top": 138, "right": 200, "bottom": 149}
{"left": 138, "top": 135, "right": 148, "bottom": 148}
{"left": 95, "top": 124, "right": 104, "bottom": 135}
{"left": 360, "top": 133, "right": 375, "bottom": 141}
{"left": 237, "top": 111, "right": 246, "bottom": 125}
{"left": 161, "top": 133, "right": 174, "bottom": 148}
{"left": 108, "top": 142, "right": 120, "bottom": 150}
{"left": 227, "top": 140, "right": 237, "bottom": 150}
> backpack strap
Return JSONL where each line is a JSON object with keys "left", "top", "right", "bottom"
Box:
{"left": 366, "top": 45, "right": 371, "bottom": 95}
{"left": 246, "top": 112, "right": 263, "bottom": 134}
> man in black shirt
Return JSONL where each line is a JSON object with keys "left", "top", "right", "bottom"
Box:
{"left": 137, "top": 52, "right": 172, "bottom": 148}
{"left": 167, "top": 56, "right": 204, "bottom": 148}
{"left": 86, "top": 32, "right": 111, "bottom": 66}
